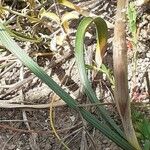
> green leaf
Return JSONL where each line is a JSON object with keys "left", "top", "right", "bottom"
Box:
{"left": 75, "top": 16, "right": 124, "bottom": 137}
{"left": 7, "top": 28, "right": 42, "bottom": 43}
{"left": 127, "top": 2, "right": 137, "bottom": 43}
{"left": 0, "top": 22, "right": 134, "bottom": 150}
{"left": 144, "top": 140, "right": 150, "bottom": 150}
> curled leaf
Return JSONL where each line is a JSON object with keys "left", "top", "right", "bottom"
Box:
{"left": 61, "top": 11, "right": 79, "bottom": 32}
{"left": 61, "top": 11, "right": 79, "bottom": 24}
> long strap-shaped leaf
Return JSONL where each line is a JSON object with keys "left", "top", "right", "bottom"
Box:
{"left": 75, "top": 17, "right": 125, "bottom": 138}
{"left": 0, "top": 23, "right": 134, "bottom": 149}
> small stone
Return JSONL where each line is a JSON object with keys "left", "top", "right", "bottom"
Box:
{"left": 8, "top": 145, "right": 16, "bottom": 150}
{"left": 102, "top": 140, "right": 108, "bottom": 144}
{"left": 141, "top": 30, "right": 148, "bottom": 38}
{"left": 44, "top": 143, "right": 52, "bottom": 149}
{"left": 145, "top": 58, "right": 149, "bottom": 62}
{"left": 146, "top": 52, "right": 150, "bottom": 58}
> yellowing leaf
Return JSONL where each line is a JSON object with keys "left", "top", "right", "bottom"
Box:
{"left": 94, "top": 18, "right": 108, "bottom": 68}
{"left": 57, "top": 0, "right": 81, "bottom": 11}
{"left": 62, "top": 21, "right": 70, "bottom": 33}
{"left": 27, "top": 0, "right": 36, "bottom": 9}
{"left": 61, "top": 11, "right": 79, "bottom": 24}
{"left": 95, "top": 39, "right": 107, "bottom": 68}
{"left": 0, "top": 6, "right": 10, "bottom": 19}
{"left": 75, "top": 17, "right": 108, "bottom": 69}
{"left": 61, "top": 11, "right": 79, "bottom": 33}
{"left": 39, "top": 8, "right": 60, "bottom": 24}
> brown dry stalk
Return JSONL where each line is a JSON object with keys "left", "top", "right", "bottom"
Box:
{"left": 0, "top": 123, "right": 81, "bottom": 134}
{"left": 113, "top": 0, "right": 141, "bottom": 149}
{"left": 0, "top": 100, "right": 66, "bottom": 109}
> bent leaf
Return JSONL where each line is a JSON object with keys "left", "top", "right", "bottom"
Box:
{"left": 75, "top": 16, "right": 124, "bottom": 137}
{"left": 0, "top": 22, "right": 134, "bottom": 150}
{"left": 61, "top": 11, "right": 79, "bottom": 24}
{"left": 61, "top": 11, "right": 79, "bottom": 32}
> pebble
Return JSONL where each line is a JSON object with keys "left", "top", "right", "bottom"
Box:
{"left": 8, "top": 145, "right": 16, "bottom": 150}
{"left": 102, "top": 140, "right": 108, "bottom": 144}
{"left": 141, "top": 30, "right": 148, "bottom": 39}
{"left": 146, "top": 52, "right": 150, "bottom": 58}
